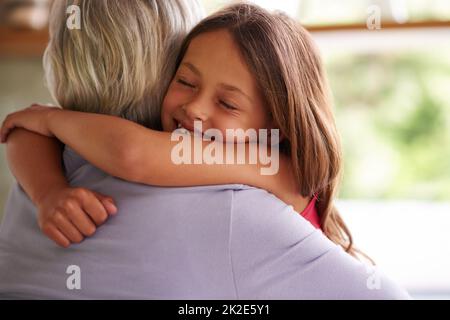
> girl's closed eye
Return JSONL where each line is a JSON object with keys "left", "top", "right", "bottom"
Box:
{"left": 219, "top": 99, "right": 238, "bottom": 111}
{"left": 177, "top": 78, "right": 196, "bottom": 89}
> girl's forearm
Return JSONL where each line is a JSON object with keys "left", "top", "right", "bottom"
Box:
{"left": 6, "top": 129, "right": 68, "bottom": 205}
{"left": 46, "top": 110, "right": 164, "bottom": 181}
{"left": 45, "top": 110, "right": 252, "bottom": 185}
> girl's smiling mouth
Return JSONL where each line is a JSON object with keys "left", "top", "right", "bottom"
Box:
{"left": 174, "top": 119, "right": 205, "bottom": 138}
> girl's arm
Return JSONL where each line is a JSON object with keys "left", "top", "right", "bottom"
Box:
{"left": 2, "top": 106, "right": 307, "bottom": 212}
{"left": 47, "top": 110, "right": 297, "bottom": 200}
{"left": 5, "top": 129, "right": 117, "bottom": 247}
{"left": 6, "top": 128, "right": 67, "bottom": 206}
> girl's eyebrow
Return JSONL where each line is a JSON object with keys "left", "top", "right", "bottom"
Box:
{"left": 219, "top": 83, "right": 253, "bottom": 103}
{"left": 182, "top": 62, "right": 253, "bottom": 103}
{"left": 181, "top": 62, "right": 201, "bottom": 76}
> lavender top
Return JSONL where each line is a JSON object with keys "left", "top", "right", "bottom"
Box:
{"left": 0, "top": 147, "right": 410, "bottom": 299}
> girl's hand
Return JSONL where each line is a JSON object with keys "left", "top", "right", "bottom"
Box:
{"left": 0, "top": 104, "right": 60, "bottom": 143}
{"left": 37, "top": 186, "right": 118, "bottom": 248}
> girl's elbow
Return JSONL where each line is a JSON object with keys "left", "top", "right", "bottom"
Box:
{"left": 115, "top": 145, "right": 142, "bottom": 182}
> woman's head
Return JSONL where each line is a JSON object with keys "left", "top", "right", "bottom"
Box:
{"left": 44, "top": 0, "right": 204, "bottom": 129}
{"left": 164, "top": 3, "right": 359, "bottom": 257}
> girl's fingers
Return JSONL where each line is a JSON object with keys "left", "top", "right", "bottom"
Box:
{"left": 92, "top": 191, "right": 118, "bottom": 216}
{"left": 0, "top": 120, "right": 11, "bottom": 143}
{"left": 52, "top": 211, "right": 84, "bottom": 244}
{"left": 41, "top": 224, "right": 71, "bottom": 248}
{"left": 82, "top": 192, "right": 115, "bottom": 225}
{"left": 1, "top": 129, "right": 10, "bottom": 143}
{"left": 1, "top": 114, "right": 18, "bottom": 143}
{"left": 65, "top": 205, "right": 97, "bottom": 237}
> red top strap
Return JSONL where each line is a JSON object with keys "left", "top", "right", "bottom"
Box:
{"left": 299, "top": 194, "right": 321, "bottom": 229}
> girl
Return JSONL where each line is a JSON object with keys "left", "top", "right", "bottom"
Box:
{"left": 2, "top": 3, "right": 360, "bottom": 259}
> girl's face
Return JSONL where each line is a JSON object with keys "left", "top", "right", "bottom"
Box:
{"left": 161, "top": 29, "right": 272, "bottom": 139}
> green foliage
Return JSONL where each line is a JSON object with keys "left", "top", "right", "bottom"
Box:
{"left": 326, "top": 51, "right": 450, "bottom": 200}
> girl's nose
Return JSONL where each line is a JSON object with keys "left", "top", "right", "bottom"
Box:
{"left": 182, "top": 102, "right": 208, "bottom": 122}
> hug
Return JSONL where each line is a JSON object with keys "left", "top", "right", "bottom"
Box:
{"left": 0, "top": 0, "right": 409, "bottom": 299}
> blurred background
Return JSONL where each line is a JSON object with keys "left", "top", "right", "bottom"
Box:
{"left": 0, "top": 0, "right": 449, "bottom": 299}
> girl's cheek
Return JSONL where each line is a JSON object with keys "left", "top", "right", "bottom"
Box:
{"left": 215, "top": 117, "right": 243, "bottom": 135}
{"left": 166, "top": 87, "right": 193, "bottom": 110}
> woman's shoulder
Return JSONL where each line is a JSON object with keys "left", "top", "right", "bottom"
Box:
{"left": 230, "top": 186, "right": 325, "bottom": 254}
{"left": 228, "top": 188, "right": 411, "bottom": 299}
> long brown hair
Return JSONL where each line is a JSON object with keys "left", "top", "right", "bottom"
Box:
{"left": 175, "top": 3, "right": 369, "bottom": 260}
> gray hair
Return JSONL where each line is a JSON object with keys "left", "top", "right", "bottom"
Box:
{"left": 44, "top": 0, "right": 204, "bottom": 129}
